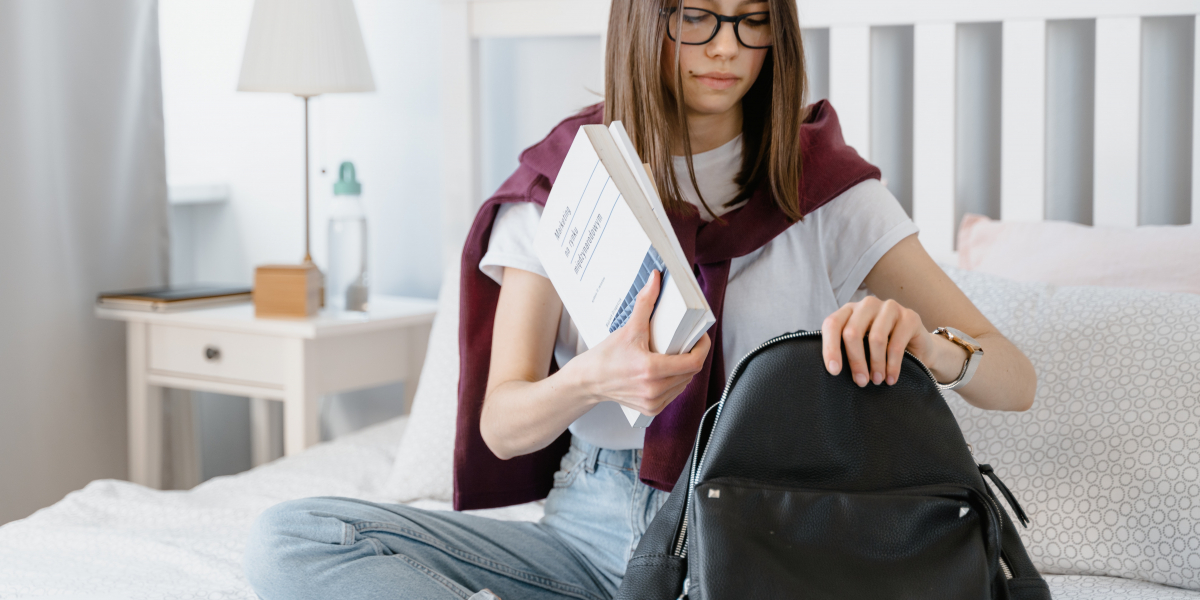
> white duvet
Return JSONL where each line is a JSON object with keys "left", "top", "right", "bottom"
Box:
{"left": 1, "top": 414, "right": 1196, "bottom": 599}
{"left": 0, "top": 416, "right": 541, "bottom": 599}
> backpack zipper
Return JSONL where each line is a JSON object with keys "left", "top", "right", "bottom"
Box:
{"left": 673, "top": 330, "right": 946, "bottom": 559}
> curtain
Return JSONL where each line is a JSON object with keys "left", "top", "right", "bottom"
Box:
{"left": 0, "top": 0, "right": 168, "bottom": 524}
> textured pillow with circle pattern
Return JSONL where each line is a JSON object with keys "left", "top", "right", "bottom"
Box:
{"left": 942, "top": 266, "right": 1200, "bottom": 591}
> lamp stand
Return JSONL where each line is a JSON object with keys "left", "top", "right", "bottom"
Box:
{"left": 301, "top": 94, "right": 324, "bottom": 308}
{"left": 251, "top": 94, "right": 323, "bottom": 318}
{"left": 303, "top": 94, "right": 313, "bottom": 264}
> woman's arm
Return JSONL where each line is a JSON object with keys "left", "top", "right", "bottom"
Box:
{"left": 820, "top": 234, "right": 1036, "bottom": 411}
{"left": 481, "top": 267, "right": 709, "bottom": 459}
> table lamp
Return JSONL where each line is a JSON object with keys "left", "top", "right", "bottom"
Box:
{"left": 237, "top": 0, "right": 376, "bottom": 318}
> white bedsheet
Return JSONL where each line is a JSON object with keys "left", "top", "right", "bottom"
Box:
{"left": 1, "top": 414, "right": 1195, "bottom": 599}
{"left": 0, "top": 416, "right": 541, "bottom": 599}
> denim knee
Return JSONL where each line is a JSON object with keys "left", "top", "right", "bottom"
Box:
{"left": 243, "top": 497, "right": 354, "bottom": 599}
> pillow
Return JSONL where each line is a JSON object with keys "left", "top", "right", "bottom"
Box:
{"left": 942, "top": 266, "right": 1200, "bottom": 590}
{"left": 382, "top": 263, "right": 460, "bottom": 502}
{"left": 956, "top": 213, "right": 1200, "bottom": 295}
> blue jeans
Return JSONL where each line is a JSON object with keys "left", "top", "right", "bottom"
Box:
{"left": 243, "top": 437, "right": 669, "bottom": 600}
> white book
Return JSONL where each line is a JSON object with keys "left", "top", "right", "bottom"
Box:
{"left": 533, "top": 121, "right": 716, "bottom": 428}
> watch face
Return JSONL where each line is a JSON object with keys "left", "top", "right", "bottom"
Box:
{"left": 942, "top": 327, "right": 983, "bottom": 354}
{"left": 934, "top": 327, "right": 984, "bottom": 390}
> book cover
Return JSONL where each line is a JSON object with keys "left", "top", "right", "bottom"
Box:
{"left": 99, "top": 285, "right": 251, "bottom": 302}
{"left": 97, "top": 285, "right": 252, "bottom": 312}
{"left": 533, "top": 122, "right": 715, "bottom": 427}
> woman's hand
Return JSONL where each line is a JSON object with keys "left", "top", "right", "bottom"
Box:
{"left": 482, "top": 267, "right": 709, "bottom": 460}
{"left": 817, "top": 234, "right": 1034, "bottom": 410}
{"left": 820, "top": 296, "right": 940, "bottom": 387}
{"left": 570, "top": 270, "right": 710, "bottom": 417}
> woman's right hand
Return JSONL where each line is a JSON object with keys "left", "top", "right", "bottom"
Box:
{"left": 569, "top": 270, "right": 710, "bottom": 418}
{"left": 482, "top": 267, "right": 708, "bottom": 459}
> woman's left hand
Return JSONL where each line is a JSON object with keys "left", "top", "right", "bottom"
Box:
{"left": 821, "top": 296, "right": 936, "bottom": 387}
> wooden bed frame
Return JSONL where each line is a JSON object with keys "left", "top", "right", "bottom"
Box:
{"left": 439, "top": 0, "right": 1199, "bottom": 264}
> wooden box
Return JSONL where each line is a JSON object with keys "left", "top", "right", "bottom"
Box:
{"left": 254, "top": 263, "right": 322, "bottom": 318}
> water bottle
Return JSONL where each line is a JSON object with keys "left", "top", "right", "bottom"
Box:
{"left": 327, "top": 162, "right": 369, "bottom": 312}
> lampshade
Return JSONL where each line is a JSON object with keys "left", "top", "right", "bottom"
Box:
{"left": 237, "top": 0, "right": 375, "bottom": 97}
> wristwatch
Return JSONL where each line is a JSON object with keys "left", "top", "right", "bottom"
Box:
{"left": 931, "top": 327, "right": 984, "bottom": 391}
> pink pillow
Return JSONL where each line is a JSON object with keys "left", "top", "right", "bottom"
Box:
{"left": 956, "top": 214, "right": 1200, "bottom": 295}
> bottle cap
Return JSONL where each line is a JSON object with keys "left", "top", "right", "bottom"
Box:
{"left": 333, "top": 162, "right": 361, "bottom": 195}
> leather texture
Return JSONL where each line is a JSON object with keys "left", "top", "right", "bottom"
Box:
{"left": 615, "top": 332, "right": 1051, "bottom": 599}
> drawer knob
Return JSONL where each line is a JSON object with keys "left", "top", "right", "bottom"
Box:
{"left": 204, "top": 346, "right": 221, "bottom": 361}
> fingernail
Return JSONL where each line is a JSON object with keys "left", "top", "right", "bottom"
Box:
{"left": 854, "top": 373, "right": 867, "bottom": 387}
{"left": 827, "top": 360, "right": 839, "bottom": 374}
{"left": 872, "top": 372, "right": 883, "bottom": 385}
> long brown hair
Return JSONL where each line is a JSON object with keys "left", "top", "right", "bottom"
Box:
{"left": 604, "top": 0, "right": 807, "bottom": 221}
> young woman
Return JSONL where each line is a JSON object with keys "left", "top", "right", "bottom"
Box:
{"left": 243, "top": 0, "right": 1036, "bottom": 598}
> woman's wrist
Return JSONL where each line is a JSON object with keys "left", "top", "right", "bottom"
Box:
{"left": 555, "top": 355, "right": 604, "bottom": 408}
{"left": 927, "top": 332, "right": 970, "bottom": 384}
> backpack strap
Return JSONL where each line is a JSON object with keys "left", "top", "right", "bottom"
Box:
{"left": 978, "top": 464, "right": 1029, "bottom": 527}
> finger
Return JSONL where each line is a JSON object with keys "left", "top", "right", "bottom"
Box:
{"left": 626, "top": 270, "right": 662, "bottom": 335}
{"left": 686, "top": 332, "right": 711, "bottom": 366}
{"left": 821, "top": 305, "right": 853, "bottom": 375}
{"left": 647, "top": 333, "right": 710, "bottom": 377}
{"left": 842, "top": 299, "right": 880, "bottom": 387}
{"left": 885, "top": 311, "right": 916, "bottom": 385}
{"left": 867, "top": 301, "right": 900, "bottom": 385}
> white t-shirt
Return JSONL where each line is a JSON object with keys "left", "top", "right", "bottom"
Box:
{"left": 479, "top": 134, "right": 918, "bottom": 450}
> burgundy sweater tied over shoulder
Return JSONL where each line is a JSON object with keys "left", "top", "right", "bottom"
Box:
{"left": 454, "top": 100, "right": 881, "bottom": 511}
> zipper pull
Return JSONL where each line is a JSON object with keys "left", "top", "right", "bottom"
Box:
{"left": 676, "top": 577, "right": 690, "bottom": 600}
{"left": 978, "top": 464, "right": 1030, "bottom": 527}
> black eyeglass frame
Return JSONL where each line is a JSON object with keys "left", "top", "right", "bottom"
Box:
{"left": 660, "top": 7, "right": 773, "bottom": 49}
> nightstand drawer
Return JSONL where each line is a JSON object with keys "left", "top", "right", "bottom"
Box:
{"left": 148, "top": 325, "right": 285, "bottom": 387}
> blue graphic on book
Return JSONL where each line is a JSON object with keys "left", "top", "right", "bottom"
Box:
{"left": 608, "top": 246, "right": 668, "bottom": 333}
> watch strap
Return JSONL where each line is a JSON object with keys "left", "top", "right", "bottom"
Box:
{"left": 932, "top": 327, "right": 983, "bottom": 390}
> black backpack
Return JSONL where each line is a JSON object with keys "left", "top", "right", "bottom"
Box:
{"left": 615, "top": 331, "right": 1051, "bottom": 600}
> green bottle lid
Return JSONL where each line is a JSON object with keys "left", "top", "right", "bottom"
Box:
{"left": 333, "top": 162, "right": 361, "bottom": 195}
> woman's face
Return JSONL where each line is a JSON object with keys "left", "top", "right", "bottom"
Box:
{"left": 660, "top": 0, "right": 771, "bottom": 119}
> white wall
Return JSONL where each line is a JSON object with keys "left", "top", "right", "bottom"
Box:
{"left": 871, "top": 26, "right": 915, "bottom": 215}
{"left": 159, "top": 0, "right": 443, "bottom": 296}
{"left": 478, "top": 36, "right": 604, "bottom": 199}
{"left": 1045, "top": 19, "right": 1096, "bottom": 225}
{"left": 159, "top": 0, "right": 444, "bottom": 480}
{"left": 955, "top": 23, "right": 1003, "bottom": 231}
{"left": 1140, "top": 16, "right": 1195, "bottom": 225}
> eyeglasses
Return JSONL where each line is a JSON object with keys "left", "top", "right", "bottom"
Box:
{"left": 661, "top": 7, "right": 773, "bottom": 49}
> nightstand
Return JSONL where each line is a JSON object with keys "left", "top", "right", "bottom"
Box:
{"left": 96, "top": 296, "right": 438, "bottom": 489}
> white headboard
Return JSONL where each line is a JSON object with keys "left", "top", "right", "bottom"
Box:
{"left": 440, "top": 0, "right": 1199, "bottom": 264}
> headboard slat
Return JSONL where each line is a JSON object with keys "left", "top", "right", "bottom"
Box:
{"left": 912, "top": 22, "right": 957, "bottom": 261}
{"left": 1000, "top": 19, "right": 1048, "bottom": 223}
{"left": 1094, "top": 16, "right": 1142, "bottom": 228}
{"left": 828, "top": 25, "right": 872, "bottom": 161}
{"left": 1193, "top": 16, "right": 1200, "bottom": 225}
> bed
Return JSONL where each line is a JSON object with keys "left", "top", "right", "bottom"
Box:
{"left": 4, "top": 258, "right": 1200, "bottom": 598}
{"left": 0, "top": 415, "right": 542, "bottom": 599}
